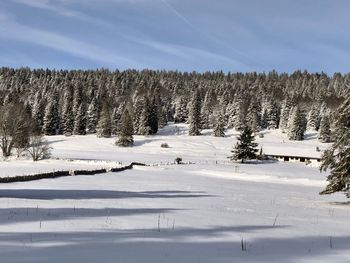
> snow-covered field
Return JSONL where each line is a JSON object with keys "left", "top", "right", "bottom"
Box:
{"left": 0, "top": 124, "right": 349, "bottom": 263}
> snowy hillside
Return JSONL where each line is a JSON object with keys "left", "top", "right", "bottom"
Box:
{"left": 0, "top": 124, "right": 349, "bottom": 263}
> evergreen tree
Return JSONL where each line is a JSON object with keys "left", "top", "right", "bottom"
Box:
{"left": 133, "top": 96, "right": 147, "bottom": 134}
{"left": 318, "top": 113, "right": 331, "bottom": 143}
{"left": 307, "top": 103, "right": 321, "bottom": 131}
{"left": 279, "top": 97, "right": 293, "bottom": 132}
{"left": 116, "top": 110, "right": 134, "bottom": 147}
{"left": 266, "top": 101, "right": 279, "bottom": 129}
{"left": 138, "top": 108, "right": 151, "bottom": 135}
{"left": 73, "top": 103, "right": 86, "bottom": 135}
{"left": 43, "top": 99, "right": 57, "bottom": 135}
{"left": 31, "top": 92, "right": 45, "bottom": 132}
{"left": 246, "top": 99, "right": 261, "bottom": 132}
{"left": 96, "top": 103, "right": 112, "bottom": 138}
{"left": 61, "top": 87, "right": 74, "bottom": 136}
{"left": 229, "top": 126, "right": 258, "bottom": 163}
{"left": 174, "top": 97, "right": 188, "bottom": 123}
{"left": 320, "top": 94, "right": 350, "bottom": 197}
{"left": 86, "top": 98, "right": 98, "bottom": 134}
{"left": 288, "top": 106, "right": 306, "bottom": 141}
{"left": 111, "top": 104, "right": 124, "bottom": 135}
{"left": 188, "top": 91, "right": 202, "bottom": 136}
{"left": 148, "top": 97, "right": 159, "bottom": 134}
{"left": 213, "top": 111, "right": 225, "bottom": 137}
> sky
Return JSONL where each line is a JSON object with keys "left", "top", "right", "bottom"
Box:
{"left": 0, "top": 0, "right": 349, "bottom": 74}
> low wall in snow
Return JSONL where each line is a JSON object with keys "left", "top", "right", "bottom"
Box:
{"left": 0, "top": 162, "right": 146, "bottom": 183}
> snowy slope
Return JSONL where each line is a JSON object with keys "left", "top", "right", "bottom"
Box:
{"left": 0, "top": 123, "right": 348, "bottom": 263}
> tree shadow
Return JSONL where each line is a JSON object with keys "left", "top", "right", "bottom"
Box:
{"left": 0, "top": 189, "right": 213, "bottom": 200}
{"left": 0, "top": 207, "right": 181, "bottom": 226}
{"left": 0, "top": 226, "right": 348, "bottom": 263}
{"left": 133, "top": 138, "right": 160, "bottom": 147}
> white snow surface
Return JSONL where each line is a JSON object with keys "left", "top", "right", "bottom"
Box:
{"left": 0, "top": 123, "right": 349, "bottom": 263}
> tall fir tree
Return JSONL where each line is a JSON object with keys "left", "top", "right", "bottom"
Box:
{"left": 86, "top": 98, "right": 98, "bottom": 134}
{"left": 320, "top": 94, "right": 350, "bottom": 197}
{"left": 229, "top": 126, "right": 258, "bottom": 163}
{"left": 31, "top": 92, "right": 45, "bottom": 132}
{"left": 188, "top": 91, "right": 202, "bottom": 136}
{"left": 279, "top": 97, "right": 293, "bottom": 132}
{"left": 73, "top": 103, "right": 87, "bottom": 135}
{"left": 246, "top": 99, "right": 261, "bottom": 132}
{"left": 174, "top": 97, "right": 188, "bottom": 123}
{"left": 116, "top": 110, "right": 134, "bottom": 147}
{"left": 61, "top": 86, "right": 74, "bottom": 136}
{"left": 213, "top": 110, "right": 225, "bottom": 137}
{"left": 111, "top": 104, "right": 124, "bottom": 135}
{"left": 288, "top": 106, "right": 306, "bottom": 141}
{"left": 307, "top": 103, "right": 321, "bottom": 131}
{"left": 43, "top": 98, "right": 57, "bottom": 135}
{"left": 318, "top": 113, "right": 331, "bottom": 143}
{"left": 96, "top": 103, "right": 112, "bottom": 138}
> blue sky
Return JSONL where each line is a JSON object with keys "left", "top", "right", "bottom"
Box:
{"left": 0, "top": 0, "right": 349, "bottom": 73}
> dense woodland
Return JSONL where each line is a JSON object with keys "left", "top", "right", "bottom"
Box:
{"left": 0, "top": 67, "right": 348, "bottom": 143}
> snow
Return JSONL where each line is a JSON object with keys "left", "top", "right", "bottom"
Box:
{"left": 0, "top": 124, "right": 349, "bottom": 262}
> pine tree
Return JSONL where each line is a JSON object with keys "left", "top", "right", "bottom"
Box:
{"left": 138, "top": 108, "right": 151, "bottom": 135}
{"left": 266, "top": 101, "right": 279, "bottom": 129}
{"left": 229, "top": 126, "right": 258, "bottom": 163}
{"left": 133, "top": 96, "right": 147, "bottom": 134}
{"left": 280, "top": 98, "right": 293, "bottom": 132}
{"left": 31, "top": 92, "right": 45, "bottom": 132}
{"left": 147, "top": 97, "right": 159, "bottom": 135}
{"left": 213, "top": 111, "right": 225, "bottom": 137}
{"left": 318, "top": 113, "right": 331, "bottom": 143}
{"left": 320, "top": 94, "right": 350, "bottom": 197}
{"left": 116, "top": 110, "right": 134, "bottom": 147}
{"left": 246, "top": 99, "right": 261, "bottom": 132}
{"left": 174, "top": 97, "right": 188, "bottom": 123}
{"left": 96, "top": 103, "right": 112, "bottom": 138}
{"left": 61, "top": 87, "right": 74, "bottom": 136}
{"left": 86, "top": 98, "right": 98, "bottom": 134}
{"left": 307, "top": 103, "right": 321, "bottom": 131}
{"left": 73, "top": 103, "right": 86, "bottom": 135}
{"left": 288, "top": 106, "right": 306, "bottom": 141}
{"left": 111, "top": 104, "right": 124, "bottom": 135}
{"left": 43, "top": 99, "right": 57, "bottom": 135}
{"left": 188, "top": 91, "right": 201, "bottom": 136}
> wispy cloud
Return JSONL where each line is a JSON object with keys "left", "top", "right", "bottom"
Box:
{"left": 12, "top": 0, "right": 111, "bottom": 27}
{"left": 126, "top": 36, "right": 251, "bottom": 71}
{"left": 0, "top": 13, "right": 144, "bottom": 68}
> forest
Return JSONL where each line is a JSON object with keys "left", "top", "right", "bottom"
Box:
{"left": 0, "top": 67, "right": 348, "bottom": 143}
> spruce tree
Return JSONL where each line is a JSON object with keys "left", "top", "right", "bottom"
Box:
{"left": 111, "top": 104, "right": 124, "bottom": 135}
{"left": 229, "top": 126, "right": 258, "bottom": 163}
{"left": 174, "top": 97, "right": 188, "bottom": 123}
{"left": 213, "top": 111, "right": 225, "bottom": 137}
{"left": 266, "top": 101, "right": 279, "bottom": 129}
{"left": 116, "top": 110, "right": 134, "bottom": 147}
{"left": 320, "top": 94, "right": 350, "bottom": 197}
{"left": 43, "top": 99, "right": 56, "bottom": 135}
{"left": 73, "top": 103, "right": 86, "bottom": 135}
{"left": 288, "top": 106, "right": 306, "bottom": 141}
{"left": 147, "top": 97, "right": 159, "bottom": 135}
{"left": 96, "top": 103, "right": 112, "bottom": 138}
{"left": 318, "top": 113, "right": 331, "bottom": 143}
{"left": 307, "top": 103, "right": 321, "bottom": 131}
{"left": 246, "top": 99, "right": 261, "bottom": 132}
{"left": 280, "top": 98, "right": 292, "bottom": 132}
{"left": 86, "top": 98, "right": 98, "bottom": 134}
{"left": 188, "top": 91, "right": 201, "bottom": 136}
{"left": 61, "top": 87, "right": 74, "bottom": 136}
